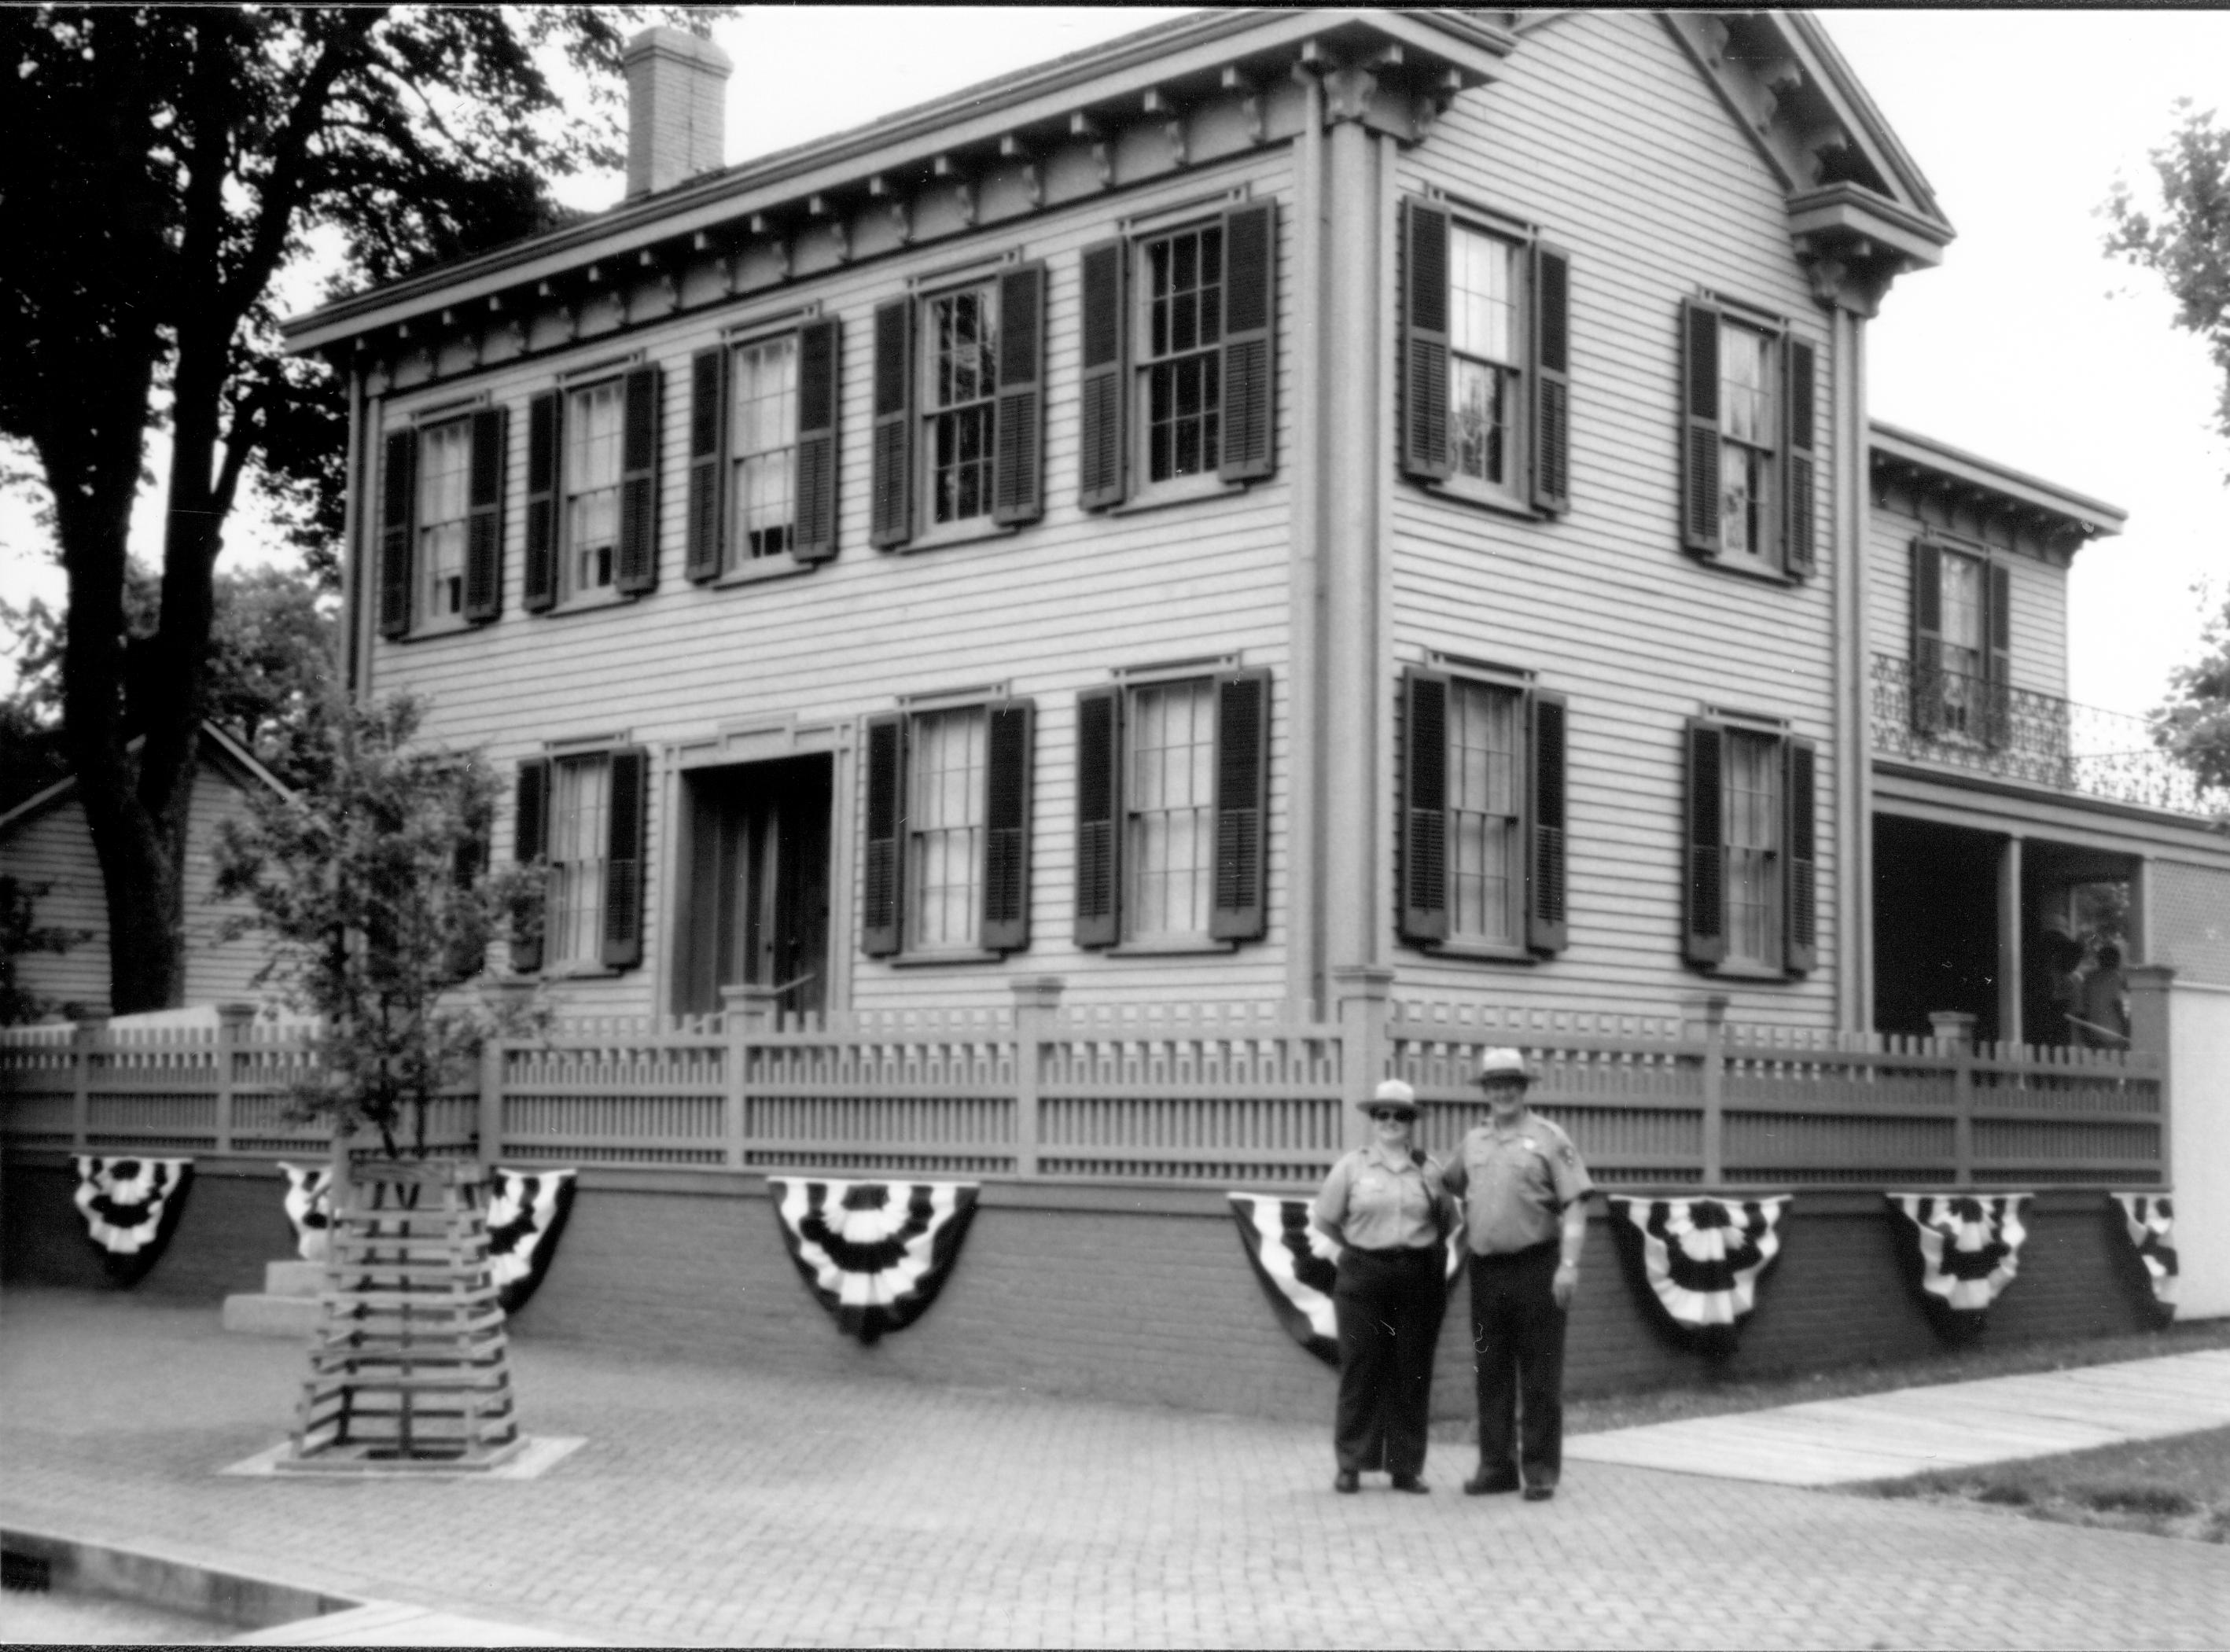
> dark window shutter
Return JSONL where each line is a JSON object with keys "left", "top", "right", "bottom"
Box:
{"left": 795, "top": 318, "right": 841, "bottom": 562}
{"left": 1985, "top": 560, "right": 2013, "bottom": 749}
{"left": 378, "top": 429, "right": 417, "bottom": 638}
{"left": 981, "top": 697, "right": 1036, "bottom": 952}
{"left": 991, "top": 262, "right": 1048, "bottom": 526}
{"left": 1219, "top": 201, "right": 1276, "bottom": 484}
{"left": 1399, "top": 668, "right": 1450, "bottom": 944}
{"left": 1681, "top": 299, "right": 1722, "bottom": 557}
{"left": 1528, "top": 690, "right": 1569, "bottom": 955}
{"left": 1783, "top": 336, "right": 1816, "bottom": 578}
{"left": 616, "top": 366, "right": 661, "bottom": 595}
{"left": 511, "top": 759, "right": 550, "bottom": 973}
{"left": 1073, "top": 686, "right": 1123, "bottom": 947}
{"left": 869, "top": 299, "right": 914, "bottom": 548}
{"left": 1400, "top": 200, "right": 1452, "bottom": 482}
{"left": 602, "top": 747, "right": 649, "bottom": 970}
{"left": 1210, "top": 668, "right": 1270, "bottom": 941}
{"left": 462, "top": 409, "right": 506, "bottom": 623}
{"left": 685, "top": 348, "right": 726, "bottom": 581}
{"left": 861, "top": 714, "right": 905, "bottom": 957}
{"left": 1911, "top": 539, "right": 1945, "bottom": 735}
{"left": 1784, "top": 737, "right": 1817, "bottom": 975}
{"left": 1684, "top": 719, "right": 1728, "bottom": 966}
{"left": 444, "top": 819, "right": 490, "bottom": 984}
{"left": 1077, "top": 239, "right": 1128, "bottom": 510}
{"left": 524, "top": 392, "right": 561, "bottom": 613}
{"left": 1530, "top": 243, "right": 1572, "bottom": 514}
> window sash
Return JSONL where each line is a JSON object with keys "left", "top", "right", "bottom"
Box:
{"left": 907, "top": 708, "right": 988, "bottom": 950}
{"left": 1723, "top": 731, "right": 1781, "bottom": 967}
{"left": 1937, "top": 550, "right": 1988, "bottom": 735}
{"left": 1124, "top": 679, "right": 1216, "bottom": 940}
{"left": 416, "top": 421, "right": 473, "bottom": 621}
{"left": 730, "top": 337, "right": 798, "bottom": 564}
{"left": 548, "top": 755, "right": 612, "bottom": 967}
{"left": 565, "top": 381, "right": 625, "bottom": 593}
{"left": 1447, "top": 679, "right": 1522, "bottom": 945}
{"left": 1139, "top": 226, "right": 1224, "bottom": 483}
{"left": 924, "top": 285, "right": 999, "bottom": 525}
{"left": 1717, "top": 324, "right": 1776, "bottom": 561}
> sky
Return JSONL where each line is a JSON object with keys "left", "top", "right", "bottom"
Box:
{"left": 3, "top": 7, "right": 2224, "bottom": 723}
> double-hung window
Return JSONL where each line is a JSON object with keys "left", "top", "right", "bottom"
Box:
{"left": 523, "top": 366, "right": 661, "bottom": 611}
{"left": 1073, "top": 670, "right": 1269, "bottom": 949}
{"left": 564, "top": 381, "right": 625, "bottom": 598}
{"left": 511, "top": 746, "right": 649, "bottom": 973}
{"left": 1679, "top": 297, "right": 1817, "bottom": 578}
{"left": 376, "top": 407, "right": 506, "bottom": 638}
{"left": 1399, "top": 667, "right": 1568, "bottom": 955}
{"left": 1910, "top": 539, "right": 2011, "bottom": 746}
{"left": 869, "top": 265, "right": 1046, "bottom": 550}
{"left": 859, "top": 699, "right": 1035, "bottom": 958}
{"left": 1076, "top": 201, "right": 1277, "bottom": 510}
{"left": 1399, "top": 197, "right": 1570, "bottom": 513}
{"left": 683, "top": 321, "right": 840, "bottom": 579}
{"left": 1683, "top": 717, "right": 1816, "bottom": 977}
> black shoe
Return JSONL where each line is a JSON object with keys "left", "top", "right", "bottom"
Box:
{"left": 1522, "top": 1484, "right": 1556, "bottom": 1502}
{"left": 1464, "top": 1472, "right": 1520, "bottom": 1496}
{"left": 1390, "top": 1474, "right": 1430, "bottom": 1494}
{"left": 1334, "top": 1469, "right": 1360, "bottom": 1494}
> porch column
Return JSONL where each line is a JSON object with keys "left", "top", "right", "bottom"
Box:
{"left": 1997, "top": 833, "right": 2022, "bottom": 1049}
{"left": 1828, "top": 299, "right": 1873, "bottom": 1033}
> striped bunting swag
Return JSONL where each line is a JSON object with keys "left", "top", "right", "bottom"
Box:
{"left": 1227, "top": 1194, "right": 1463, "bottom": 1367}
{"left": 278, "top": 1161, "right": 334, "bottom": 1261}
{"left": 1886, "top": 1192, "right": 2029, "bottom": 1329}
{"left": 769, "top": 1178, "right": 980, "bottom": 1344}
{"left": 72, "top": 1155, "right": 193, "bottom": 1285}
{"left": 2110, "top": 1192, "right": 2177, "bottom": 1315}
{"left": 486, "top": 1167, "right": 579, "bottom": 1314}
{"left": 1606, "top": 1195, "right": 1788, "bottom": 1348}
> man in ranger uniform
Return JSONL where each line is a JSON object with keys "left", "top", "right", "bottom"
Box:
{"left": 1440, "top": 1047, "right": 1594, "bottom": 1502}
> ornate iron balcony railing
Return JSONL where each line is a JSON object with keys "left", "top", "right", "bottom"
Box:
{"left": 1870, "top": 653, "right": 2226, "bottom": 818}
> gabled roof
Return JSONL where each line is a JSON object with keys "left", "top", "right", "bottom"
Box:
{"left": 0, "top": 723, "right": 293, "bottom": 837}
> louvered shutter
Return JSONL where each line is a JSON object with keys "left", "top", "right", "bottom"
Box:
{"left": 616, "top": 366, "right": 661, "bottom": 595}
{"left": 1528, "top": 690, "right": 1569, "bottom": 955}
{"left": 1400, "top": 200, "right": 1452, "bottom": 482}
{"left": 1399, "top": 669, "right": 1450, "bottom": 944}
{"left": 1530, "top": 244, "right": 1572, "bottom": 514}
{"left": 1684, "top": 719, "right": 1728, "bottom": 966}
{"left": 1219, "top": 202, "right": 1276, "bottom": 484}
{"left": 869, "top": 299, "right": 914, "bottom": 547}
{"left": 685, "top": 348, "right": 726, "bottom": 581}
{"left": 1783, "top": 336, "right": 1816, "bottom": 578}
{"left": 1784, "top": 737, "right": 1817, "bottom": 975}
{"left": 1911, "top": 540, "right": 1945, "bottom": 735}
{"left": 378, "top": 429, "right": 417, "bottom": 638}
{"left": 510, "top": 759, "right": 550, "bottom": 973}
{"left": 523, "top": 392, "right": 560, "bottom": 613}
{"left": 1680, "top": 300, "right": 1722, "bottom": 557}
{"left": 795, "top": 318, "right": 841, "bottom": 562}
{"left": 462, "top": 409, "right": 506, "bottom": 623}
{"left": 991, "top": 263, "right": 1048, "bottom": 525}
{"left": 1984, "top": 561, "right": 2013, "bottom": 750}
{"left": 1078, "top": 240, "right": 1128, "bottom": 510}
{"left": 601, "top": 747, "right": 649, "bottom": 970}
{"left": 1210, "top": 669, "right": 1270, "bottom": 941}
{"left": 1073, "top": 686, "right": 1122, "bottom": 946}
{"left": 981, "top": 698, "right": 1036, "bottom": 951}
{"left": 860, "top": 714, "right": 904, "bottom": 956}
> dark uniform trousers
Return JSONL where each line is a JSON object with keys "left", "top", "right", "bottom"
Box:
{"left": 1469, "top": 1239, "right": 1567, "bottom": 1488}
{"left": 1331, "top": 1244, "right": 1447, "bottom": 1477}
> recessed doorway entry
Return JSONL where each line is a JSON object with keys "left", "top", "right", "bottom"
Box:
{"left": 676, "top": 755, "right": 831, "bottom": 1019}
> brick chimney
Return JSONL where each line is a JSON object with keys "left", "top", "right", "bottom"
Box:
{"left": 622, "top": 26, "right": 732, "bottom": 199}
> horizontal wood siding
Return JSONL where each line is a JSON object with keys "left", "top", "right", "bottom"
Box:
{"left": 179, "top": 766, "right": 270, "bottom": 1006}
{"left": 364, "top": 151, "right": 1299, "bottom": 1018}
{"left": 1869, "top": 496, "right": 2070, "bottom": 699}
{"left": 1390, "top": 11, "right": 1836, "bottom": 1027}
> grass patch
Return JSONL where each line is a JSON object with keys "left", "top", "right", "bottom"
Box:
{"left": 1855, "top": 1425, "right": 2230, "bottom": 1546}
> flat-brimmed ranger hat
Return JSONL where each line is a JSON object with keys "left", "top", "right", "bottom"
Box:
{"left": 1360, "top": 1078, "right": 1420, "bottom": 1117}
{"left": 1474, "top": 1047, "right": 1537, "bottom": 1087}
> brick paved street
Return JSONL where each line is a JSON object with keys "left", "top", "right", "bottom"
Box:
{"left": 3, "top": 1286, "right": 2226, "bottom": 1649}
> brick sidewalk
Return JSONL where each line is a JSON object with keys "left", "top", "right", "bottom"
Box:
{"left": 2, "top": 1286, "right": 2224, "bottom": 1649}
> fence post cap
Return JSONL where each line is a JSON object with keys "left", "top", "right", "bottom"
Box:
{"left": 1327, "top": 965, "right": 1396, "bottom": 999}
{"left": 2125, "top": 964, "right": 2177, "bottom": 988}
{"left": 1006, "top": 975, "right": 1066, "bottom": 1010}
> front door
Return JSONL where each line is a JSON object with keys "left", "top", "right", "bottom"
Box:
{"left": 680, "top": 756, "right": 831, "bottom": 1018}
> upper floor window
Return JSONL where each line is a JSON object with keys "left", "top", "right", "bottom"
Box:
{"left": 510, "top": 746, "right": 649, "bottom": 974}
{"left": 1399, "top": 197, "right": 1569, "bottom": 514}
{"left": 683, "top": 321, "right": 839, "bottom": 580}
{"left": 731, "top": 337, "right": 797, "bottom": 561}
{"left": 1078, "top": 201, "right": 1277, "bottom": 510}
{"left": 416, "top": 418, "right": 473, "bottom": 627}
{"left": 524, "top": 366, "right": 661, "bottom": 613}
{"left": 376, "top": 408, "right": 505, "bottom": 641}
{"left": 870, "top": 267, "right": 1045, "bottom": 550}
{"left": 564, "top": 379, "right": 625, "bottom": 598}
{"left": 1910, "top": 539, "right": 2011, "bottom": 746}
{"left": 859, "top": 700, "right": 1035, "bottom": 958}
{"left": 1680, "top": 298, "right": 1816, "bottom": 579}
{"left": 1683, "top": 718, "right": 1815, "bottom": 977}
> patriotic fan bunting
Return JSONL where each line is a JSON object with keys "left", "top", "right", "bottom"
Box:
{"left": 1226, "top": 1194, "right": 1464, "bottom": 1368}
{"left": 2110, "top": 1192, "right": 2177, "bottom": 1317}
{"left": 768, "top": 1178, "right": 979, "bottom": 1344}
{"left": 485, "top": 1167, "right": 579, "bottom": 1314}
{"left": 1886, "top": 1192, "right": 2029, "bottom": 1334}
{"left": 1606, "top": 1195, "right": 1789, "bottom": 1352}
{"left": 71, "top": 1156, "right": 193, "bottom": 1285}
{"left": 277, "top": 1161, "right": 333, "bottom": 1260}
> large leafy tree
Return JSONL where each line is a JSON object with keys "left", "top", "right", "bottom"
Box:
{"left": 0, "top": 6, "right": 698, "bottom": 1012}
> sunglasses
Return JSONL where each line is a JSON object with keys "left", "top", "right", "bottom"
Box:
{"left": 1368, "top": 1107, "right": 1412, "bottom": 1123}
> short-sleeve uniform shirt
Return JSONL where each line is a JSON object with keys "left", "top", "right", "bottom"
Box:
{"left": 1312, "top": 1142, "right": 1451, "bottom": 1253}
{"left": 1442, "top": 1109, "right": 1593, "bottom": 1256}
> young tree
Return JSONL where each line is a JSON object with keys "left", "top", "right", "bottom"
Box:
{"left": 215, "top": 694, "right": 545, "bottom": 1158}
{"left": 1, "top": 6, "right": 708, "bottom": 1011}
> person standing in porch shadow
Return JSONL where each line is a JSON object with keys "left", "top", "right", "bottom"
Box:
{"left": 1310, "top": 1078, "right": 1456, "bottom": 1495}
{"left": 1441, "top": 1047, "right": 1594, "bottom": 1503}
